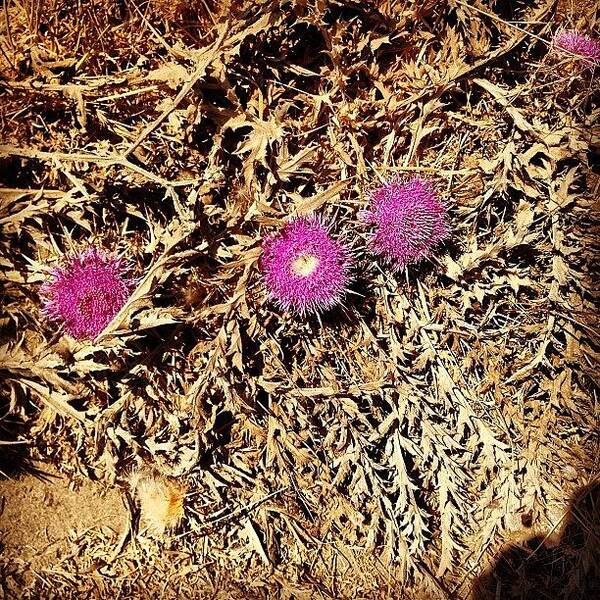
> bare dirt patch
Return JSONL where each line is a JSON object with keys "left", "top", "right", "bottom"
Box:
{"left": 0, "top": 464, "right": 126, "bottom": 592}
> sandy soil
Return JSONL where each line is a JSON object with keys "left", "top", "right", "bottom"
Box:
{"left": 0, "top": 465, "right": 126, "bottom": 585}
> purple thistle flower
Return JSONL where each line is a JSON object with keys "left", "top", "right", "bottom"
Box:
{"left": 261, "top": 215, "right": 352, "bottom": 315}
{"left": 41, "top": 247, "right": 132, "bottom": 340}
{"left": 552, "top": 29, "right": 600, "bottom": 66}
{"left": 363, "top": 177, "right": 448, "bottom": 270}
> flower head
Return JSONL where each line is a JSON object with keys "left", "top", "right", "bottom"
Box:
{"left": 552, "top": 29, "right": 600, "bottom": 66}
{"left": 41, "top": 247, "right": 132, "bottom": 340}
{"left": 261, "top": 215, "right": 352, "bottom": 315}
{"left": 363, "top": 177, "right": 448, "bottom": 270}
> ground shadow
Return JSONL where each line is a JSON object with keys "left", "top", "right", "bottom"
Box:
{"left": 472, "top": 481, "right": 600, "bottom": 600}
{"left": 0, "top": 402, "right": 34, "bottom": 480}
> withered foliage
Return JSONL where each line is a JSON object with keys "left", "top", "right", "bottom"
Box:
{"left": 0, "top": 0, "right": 599, "bottom": 598}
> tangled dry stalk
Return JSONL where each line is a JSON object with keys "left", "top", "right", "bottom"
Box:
{"left": 0, "top": 0, "right": 599, "bottom": 598}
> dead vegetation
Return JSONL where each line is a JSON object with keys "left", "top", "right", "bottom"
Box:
{"left": 0, "top": 0, "right": 599, "bottom": 598}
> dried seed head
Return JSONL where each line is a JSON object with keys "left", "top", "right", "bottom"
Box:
{"left": 261, "top": 215, "right": 352, "bottom": 315}
{"left": 363, "top": 177, "right": 448, "bottom": 270}
{"left": 130, "top": 469, "right": 186, "bottom": 535}
{"left": 41, "top": 247, "right": 132, "bottom": 340}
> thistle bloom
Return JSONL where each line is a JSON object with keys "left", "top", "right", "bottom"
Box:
{"left": 261, "top": 215, "right": 351, "bottom": 315}
{"left": 41, "top": 247, "right": 132, "bottom": 340}
{"left": 552, "top": 29, "right": 600, "bottom": 66}
{"left": 363, "top": 177, "right": 447, "bottom": 270}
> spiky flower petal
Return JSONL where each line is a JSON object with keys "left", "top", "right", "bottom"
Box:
{"left": 41, "top": 247, "right": 132, "bottom": 340}
{"left": 261, "top": 215, "right": 352, "bottom": 315}
{"left": 553, "top": 29, "right": 600, "bottom": 66}
{"left": 363, "top": 177, "right": 448, "bottom": 270}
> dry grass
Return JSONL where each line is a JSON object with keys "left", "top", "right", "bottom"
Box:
{"left": 0, "top": 0, "right": 599, "bottom": 598}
